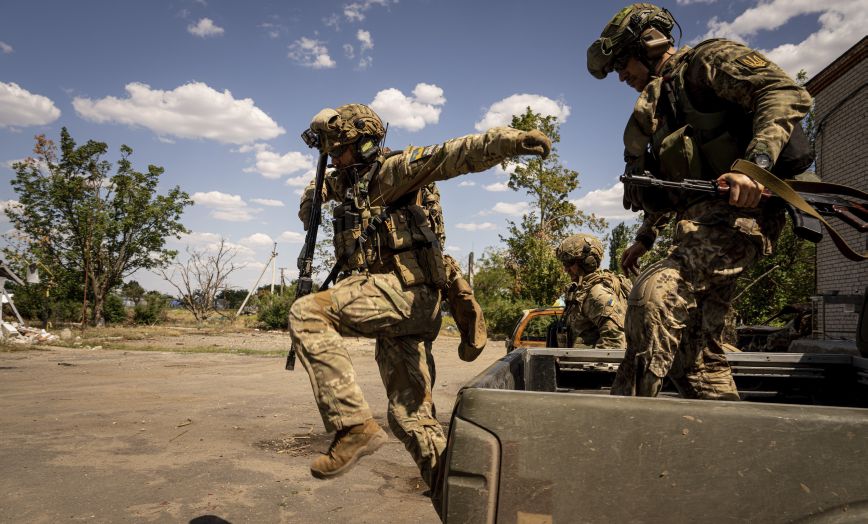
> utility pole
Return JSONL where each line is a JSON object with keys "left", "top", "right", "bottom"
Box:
{"left": 278, "top": 267, "right": 287, "bottom": 295}
{"left": 235, "top": 243, "right": 278, "bottom": 317}
{"left": 468, "top": 251, "right": 475, "bottom": 288}
{"left": 270, "top": 242, "right": 278, "bottom": 294}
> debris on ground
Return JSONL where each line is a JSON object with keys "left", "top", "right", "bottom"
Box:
{"left": 0, "top": 322, "right": 59, "bottom": 344}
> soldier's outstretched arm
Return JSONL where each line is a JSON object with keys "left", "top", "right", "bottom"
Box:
{"left": 371, "top": 127, "right": 550, "bottom": 204}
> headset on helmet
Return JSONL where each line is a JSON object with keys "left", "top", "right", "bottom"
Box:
{"left": 557, "top": 234, "right": 604, "bottom": 274}
{"left": 586, "top": 3, "right": 680, "bottom": 79}
{"left": 306, "top": 103, "right": 386, "bottom": 160}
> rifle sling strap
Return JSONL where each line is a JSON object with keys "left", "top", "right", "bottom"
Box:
{"left": 731, "top": 159, "right": 867, "bottom": 261}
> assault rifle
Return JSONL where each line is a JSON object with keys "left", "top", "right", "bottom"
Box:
{"left": 620, "top": 171, "right": 868, "bottom": 259}
{"left": 285, "top": 144, "right": 328, "bottom": 371}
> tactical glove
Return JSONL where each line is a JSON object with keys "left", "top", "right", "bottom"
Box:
{"left": 517, "top": 130, "right": 552, "bottom": 159}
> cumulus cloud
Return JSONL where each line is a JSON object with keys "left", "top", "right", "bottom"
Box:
{"left": 570, "top": 182, "right": 639, "bottom": 221}
{"left": 458, "top": 181, "right": 476, "bottom": 187}
{"left": 188, "top": 18, "right": 224, "bottom": 37}
{"left": 0, "top": 82, "right": 61, "bottom": 128}
{"left": 356, "top": 29, "right": 374, "bottom": 69}
{"left": 250, "top": 198, "right": 284, "bottom": 207}
{"left": 484, "top": 182, "right": 510, "bottom": 192}
{"left": 343, "top": 43, "right": 355, "bottom": 59}
{"left": 285, "top": 168, "right": 317, "bottom": 187}
{"left": 259, "top": 21, "right": 285, "bottom": 39}
{"left": 288, "top": 37, "right": 336, "bottom": 69}
{"left": 0, "top": 41, "right": 13, "bottom": 54}
{"left": 175, "top": 232, "right": 256, "bottom": 259}
{"left": 73, "top": 82, "right": 284, "bottom": 144}
{"left": 700, "top": 1, "right": 866, "bottom": 77}
{"left": 239, "top": 143, "right": 315, "bottom": 179}
{"left": 240, "top": 233, "right": 274, "bottom": 246}
{"left": 370, "top": 83, "right": 445, "bottom": 132}
{"left": 278, "top": 230, "right": 304, "bottom": 243}
{"left": 491, "top": 201, "right": 529, "bottom": 216}
{"left": 456, "top": 222, "right": 497, "bottom": 231}
{"left": 676, "top": 0, "right": 716, "bottom": 4}
{"left": 192, "top": 191, "right": 258, "bottom": 222}
{"left": 475, "top": 94, "right": 571, "bottom": 131}
{"left": 344, "top": 0, "right": 395, "bottom": 22}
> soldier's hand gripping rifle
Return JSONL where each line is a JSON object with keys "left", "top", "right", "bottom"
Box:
{"left": 621, "top": 162, "right": 868, "bottom": 261}
{"left": 285, "top": 129, "right": 328, "bottom": 370}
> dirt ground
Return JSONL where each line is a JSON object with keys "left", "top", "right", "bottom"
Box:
{"left": 0, "top": 330, "right": 500, "bottom": 523}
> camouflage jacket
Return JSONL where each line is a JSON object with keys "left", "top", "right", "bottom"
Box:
{"left": 562, "top": 270, "right": 631, "bottom": 349}
{"left": 623, "top": 39, "right": 812, "bottom": 249}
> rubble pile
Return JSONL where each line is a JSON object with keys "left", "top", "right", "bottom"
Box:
{"left": 0, "top": 322, "right": 59, "bottom": 344}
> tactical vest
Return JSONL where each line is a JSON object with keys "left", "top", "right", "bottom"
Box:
{"left": 331, "top": 155, "right": 446, "bottom": 288}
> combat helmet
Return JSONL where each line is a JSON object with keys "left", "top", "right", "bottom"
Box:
{"left": 587, "top": 3, "right": 677, "bottom": 79}
{"left": 556, "top": 234, "right": 604, "bottom": 274}
{"left": 308, "top": 103, "right": 385, "bottom": 157}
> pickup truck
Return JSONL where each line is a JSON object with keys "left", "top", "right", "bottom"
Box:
{"left": 438, "top": 347, "right": 868, "bottom": 523}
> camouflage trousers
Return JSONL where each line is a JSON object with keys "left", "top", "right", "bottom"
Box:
{"left": 612, "top": 204, "right": 781, "bottom": 400}
{"left": 289, "top": 272, "right": 446, "bottom": 486}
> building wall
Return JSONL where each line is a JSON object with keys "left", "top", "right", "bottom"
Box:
{"left": 812, "top": 56, "right": 867, "bottom": 339}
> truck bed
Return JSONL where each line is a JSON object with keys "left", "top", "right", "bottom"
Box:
{"left": 441, "top": 348, "right": 868, "bottom": 523}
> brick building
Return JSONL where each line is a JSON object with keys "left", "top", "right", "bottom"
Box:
{"left": 804, "top": 37, "right": 867, "bottom": 340}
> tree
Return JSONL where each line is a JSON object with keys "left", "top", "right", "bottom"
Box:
{"left": 605, "top": 222, "right": 637, "bottom": 273}
{"left": 498, "top": 108, "right": 607, "bottom": 305}
{"left": 159, "top": 238, "right": 244, "bottom": 322}
{"left": 7, "top": 128, "right": 193, "bottom": 326}
{"left": 121, "top": 280, "right": 146, "bottom": 306}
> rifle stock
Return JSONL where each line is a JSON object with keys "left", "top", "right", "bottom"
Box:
{"left": 286, "top": 152, "right": 328, "bottom": 370}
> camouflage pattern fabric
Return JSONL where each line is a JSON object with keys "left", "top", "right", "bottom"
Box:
{"left": 612, "top": 37, "right": 808, "bottom": 400}
{"left": 291, "top": 126, "right": 547, "bottom": 486}
{"left": 562, "top": 270, "right": 630, "bottom": 349}
{"left": 612, "top": 200, "right": 785, "bottom": 399}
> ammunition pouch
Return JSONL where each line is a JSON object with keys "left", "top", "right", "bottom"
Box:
{"left": 382, "top": 205, "right": 446, "bottom": 288}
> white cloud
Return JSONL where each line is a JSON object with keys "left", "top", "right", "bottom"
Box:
{"left": 475, "top": 94, "right": 571, "bottom": 131}
{"left": 285, "top": 168, "right": 317, "bottom": 187}
{"left": 240, "top": 143, "right": 314, "bottom": 179}
{"left": 355, "top": 29, "right": 374, "bottom": 69}
{"left": 344, "top": 0, "right": 395, "bottom": 22}
{"left": 0, "top": 82, "right": 61, "bottom": 128}
{"left": 251, "top": 198, "right": 284, "bottom": 207}
{"left": 357, "top": 30, "right": 373, "bottom": 51}
{"left": 241, "top": 233, "right": 274, "bottom": 246}
{"left": 700, "top": 1, "right": 866, "bottom": 77}
{"left": 0, "top": 41, "right": 13, "bottom": 54}
{"left": 259, "top": 21, "right": 285, "bottom": 39}
{"left": 676, "top": 0, "right": 716, "bottom": 4}
{"left": 188, "top": 18, "right": 224, "bottom": 37}
{"left": 445, "top": 245, "right": 462, "bottom": 253}
{"left": 491, "top": 201, "right": 529, "bottom": 216}
{"left": 192, "top": 191, "right": 258, "bottom": 222}
{"left": 458, "top": 181, "right": 476, "bottom": 187}
{"left": 73, "top": 82, "right": 284, "bottom": 144}
{"left": 370, "top": 83, "right": 445, "bottom": 132}
{"left": 343, "top": 43, "right": 355, "bottom": 59}
{"left": 288, "top": 37, "right": 336, "bottom": 69}
{"left": 484, "top": 182, "right": 510, "bottom": 192}
{"left": 570, "top": 182, "right": 639, "bottom": 221}
{"left": 493, "top": 163, "right": 517, "bottom": 176}
{"left": 456, "top": 222, "right": 497, "bottom": 231}
{"left": 278, "top": 230, "right": 304, "bottom": 243}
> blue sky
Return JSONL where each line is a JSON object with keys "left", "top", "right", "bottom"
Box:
{"left": 1, "top": 0, "right": 863, "bottom": 293}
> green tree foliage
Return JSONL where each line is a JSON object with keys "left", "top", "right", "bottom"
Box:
{"left": 133, "top": 291, "right": 170, "bottom": 325}
{"left": 216, "top": 288, "right": 249, "bottom": 311}
{"left": 102, "top": 294, "right": 128, "bottom": 324}
{"left": 121, "top": 280, "right": 145, "bottom": 306}
{"left": 6, "top": 128, "right": 192, "bottom": 326}
{"left": 733, "top": 217, "right": 816, "bottom": 325}
{"left": 499, "top": 108, "right": 607, "bottom": 306}
{"left": 471, "top": 248, "right": 534, "bottom": 338}
{"left": 257, "top": 293, "right": 293, "bottom": 329}
{"left": 605, "top": 222, "right": 637, "bottom": 273}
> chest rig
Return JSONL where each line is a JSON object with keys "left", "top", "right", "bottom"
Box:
{"left": 331, "top": 156, "right": 446, "bottom": 288}
{"left": 651, "top": 42, "right": 743, "bottom": 185}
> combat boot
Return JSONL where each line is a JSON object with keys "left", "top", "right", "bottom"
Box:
{"left": 310, "top": 418, "right": 388, "bottom": 479}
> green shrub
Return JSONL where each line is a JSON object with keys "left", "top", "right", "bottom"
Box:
{"left": 133, "top": 292, "right": 169, "bottom": 325}
{"left": 103, "top": 294, "right": 128, "bottom": 324}
{"left": 257, "top": 294, "right": 293, "bottom": 330}
{"left": 481, "top": 298, "right": 534, "bottom": 339}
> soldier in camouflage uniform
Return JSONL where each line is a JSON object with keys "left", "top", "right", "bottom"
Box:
{"left": 586, "top": 4, "right": 813, "bottom": 399}
{"left": 290, "top": 103, "right": 550, "bottom": 485}
{"left": 556, "top": 234, "right": 631, "bottom": 349}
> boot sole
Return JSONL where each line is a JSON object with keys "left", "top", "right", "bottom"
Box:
{"left": 311, "top": 429, "right": 388, "bottom": 480}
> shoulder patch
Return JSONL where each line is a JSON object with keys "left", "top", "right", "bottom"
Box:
{"left": 406, "top": 144, "right": 440, "bottom": 163}
{"left": 736, "top": 51, "right": 768, "bottom": 69}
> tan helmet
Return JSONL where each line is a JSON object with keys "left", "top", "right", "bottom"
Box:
{"left": 557, "top": 234, "right": 604, "bottom": 273}
{"left": 586, "top": 3, "right": 676, "bottom": 79}
{"left": 308, "top": 103, "right": 385, "bottom": 155}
